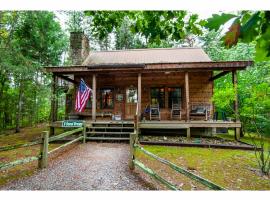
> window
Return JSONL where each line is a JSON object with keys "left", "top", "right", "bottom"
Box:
{"left": 150, "top": 87, "right": 165, "bottom": 108}
{"left": 168, "top": 87, "right": 182, "bottom": 108}
{"left": 100, "top": 88, "right": 114, "bottom": 109}
{"left": 85, "top": 97, "right": 92, "bottom": 109}
{"left": 126, "top": 87, "right": 137, "bottom": 103}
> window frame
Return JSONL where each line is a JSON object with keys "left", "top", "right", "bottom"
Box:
{"left": 150, "top": 87, "right": 165, "bottom": 108}
{"left": 168, "top": 87, "right": 182, "bottom": 109}
{"left": 126, "top": 87, "right": 138, "bottom": 103}
{"left": 100, "top": 87, "right": 114, "bottom": 109}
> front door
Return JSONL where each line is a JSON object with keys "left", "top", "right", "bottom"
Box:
{"left": 125, "top": 87, "right": 138, "bottom": 119}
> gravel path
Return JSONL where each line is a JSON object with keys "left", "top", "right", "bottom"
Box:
{"left": 1, "top": 142, "right": 156, "bottom": 190}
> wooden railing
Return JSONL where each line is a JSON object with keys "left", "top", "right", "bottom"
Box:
{"left": 0, "top": 123, "right": 86, "bottom": 171}
{"left": 129, "top": 132, "right": 226, "bottom": 190}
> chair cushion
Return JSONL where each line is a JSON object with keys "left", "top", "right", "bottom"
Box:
{"left": 190, "top": 108, "right": 198, "bottom": 114}
{"left": 196, "top": 107, "right": 206, "bottom": 114}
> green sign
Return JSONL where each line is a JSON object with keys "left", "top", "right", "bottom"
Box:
{"left": 62, "top": 120, "right": 83, "bottom": 127}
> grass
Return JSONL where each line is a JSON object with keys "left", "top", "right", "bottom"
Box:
{"left": 217, "top": 130, "right": 270, "bottom": 148}
{"left": 136, "top": 145, "right": 270, "bottom": 190}
{"left": 0, "top": 125, "right": 71, "bottom": 187}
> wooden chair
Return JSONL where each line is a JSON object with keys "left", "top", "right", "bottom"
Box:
{"left": 171, "top": 102, "right": 181, "bottom": 120}
{"left": 150, "top": 104, "right": 160, "bottom": 121}
{"left": 190, "top": 103, "right": 211, "bottom": 121}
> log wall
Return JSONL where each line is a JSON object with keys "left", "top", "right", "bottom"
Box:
{"left": 73, "top": 71, "right": 213, "bottom": 120}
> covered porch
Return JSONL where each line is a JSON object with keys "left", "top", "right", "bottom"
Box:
{"left": 46, "top": 60, "right": 252, "bottom": 140}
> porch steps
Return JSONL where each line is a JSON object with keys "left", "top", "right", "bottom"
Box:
{"left": 86, "top": 137, "right": 130, "bottom": 141}
{"left": 86, "top": 132, "right": 133, "bottom": 135}
{"left": 86, "top": 121, "right": 134, "bottom": 142}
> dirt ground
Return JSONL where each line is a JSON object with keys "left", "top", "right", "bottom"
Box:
{"left": 0, "top": 142, "right": 156, "bottom": 190}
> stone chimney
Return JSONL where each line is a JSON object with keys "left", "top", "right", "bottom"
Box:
{"left": 70, "top": 32, "right": 90, "bottom": 65}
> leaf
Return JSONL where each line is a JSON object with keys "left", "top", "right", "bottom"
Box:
{"left": 240, "top": 12, "right": 261, "bottom": 43}
{"left": 224, "top": 21, "right": 241, "bottom": 47}
{"left": 205, "top": 13, "right": 237, "bottom": 31}
{"left": 255, "top": 25, "right": 270, "bottom": 61}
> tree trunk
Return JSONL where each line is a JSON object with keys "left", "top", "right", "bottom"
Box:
{"left": 15, "top": 81, "right": 23, "bottom": 133}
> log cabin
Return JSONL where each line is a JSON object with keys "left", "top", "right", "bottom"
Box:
{"left": 45, "top": 32, "right": 253, "bottom": 141}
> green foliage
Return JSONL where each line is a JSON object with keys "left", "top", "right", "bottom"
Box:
{"left": 85, "top": 11, "right": 204, "bottom": 48}
{"left": 211, "top": 84, "right": 235, "bottom": 115}
{"left": 205, "top": 13, "right": 237, "bottom": 31}
{"left": 205, "top": 11, "right": 270, "bottom": 61}
{"left": 115, "top": 17, "right": 146, "bottom": 50}
{"left": 0, "top": 11, "right": 67, "bottom": 131}
{"left": 202, "top": 30, "right": 270, "bottom": 137}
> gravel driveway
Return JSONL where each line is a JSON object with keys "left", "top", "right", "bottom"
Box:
{"left": 1, "top": 142, "right": 156, "bottom": 190}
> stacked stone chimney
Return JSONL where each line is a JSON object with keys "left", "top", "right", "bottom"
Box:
{"left": 70, "top": 32, "right": 90, "bottom": 65}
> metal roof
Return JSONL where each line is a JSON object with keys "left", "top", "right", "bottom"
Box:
{"left": 82, "top": 47, "right": 211, "bottom": 66}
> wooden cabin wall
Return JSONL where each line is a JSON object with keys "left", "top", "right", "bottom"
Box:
{"left": 73, "top": 71, "right": 213, "bottom": 120}
{"left": 74, "top": 74, "right": 138, "bottom": 120}
{"left": 141, "top": 72, "right": 213, "bottom": 120}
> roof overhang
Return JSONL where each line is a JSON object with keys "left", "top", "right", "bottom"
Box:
{"left": 44, "top": 61, "right": 253, "bottom": 74}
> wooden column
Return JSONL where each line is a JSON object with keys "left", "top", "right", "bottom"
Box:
{"left": 137, "top": 73, "right": 142, "bottom": 122}
{"left": 50, "top": 74, "right": 57, "bottom": 135}
{"left": 92, "top": 74, "right": 96, "bottom": 121}
{"left": 232, "top": 70, "right": 240, "bottom": 140}
{"left": 185, "top": 72, "right": 190, "bottom": 121}
{"left": 186, "top": 128, "right": 191, "bottom": 139}
{"left": 232, "top": 70, "right": 239, "bottom": 122}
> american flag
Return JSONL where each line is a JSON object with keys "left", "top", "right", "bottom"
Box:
{"left": 75, "top": 79, "right": 92, "bottom": 112}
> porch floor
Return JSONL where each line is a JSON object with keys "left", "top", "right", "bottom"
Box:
{"left": 51, "top": 120, "right": 241, "bottom": 129}
{"left": 139, "top": 120, "right": 241, "bottom": 129}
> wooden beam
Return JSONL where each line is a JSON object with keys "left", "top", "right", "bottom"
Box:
{"left": 50, "top": 74, "right": 57, "bottom": 135}
{"left": 129, "top": 132, "right": 136, "bottom": 170}
{"left": 57, "top": 74, "right": 78, "bottom": 84}
{"left": 92, "top": 74, "right": 96, "bottom": 121}
{"left": 232, "top": 70, "right": 239, "bottom": 122}
{"left": 185, "top": 72, "right": 190, "bottom": 121}
{"left": 133, "top": 159, "right": 179, "bottom": 190}
{"left": 235, "top": 128, "right": 241, "bottom": 141}
{"left": 134, "top": 144, "right": 226, "bottom": 190}
{"left": 39, "top": 131, "right": 49, "bottom": 169}
{"left": 137, "top": 73, "right": 142, "bottom": 122}
{"left": 209, "top": 71, "right": 230, "bottom": 81}
{"left": 187, "top": 128, "right": 191, "bottom": 138}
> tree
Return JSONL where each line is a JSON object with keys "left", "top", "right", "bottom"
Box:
{"left": 85, "top": 11, "right": 205, "bottom": 48}
{"left": 115, "top": 17, "right": 145, "bottom": 50}
{"left": 0, "top": 11, "right": 67, "bottom": 132}
{"left": 202, "top": 29, "right": 270, "bottom": 175}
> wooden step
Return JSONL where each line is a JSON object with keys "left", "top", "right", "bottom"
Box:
{"left": 90, "top": 126, "right": 134, "bottom": 129}
{"left": 91, "top": 121, "right": 134, "bottom": 125}
{"left": 86, "top": 137, "right": 130, "bottom": 141}
{"left": 86, "top": 132, "right": 132, "bottom": 135}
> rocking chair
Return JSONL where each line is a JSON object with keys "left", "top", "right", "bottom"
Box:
{"left": 150, "top": 104, "right": 160, "bottom": 121}
{"left": 171, "top": 102, "right": 181, "bottom": 120}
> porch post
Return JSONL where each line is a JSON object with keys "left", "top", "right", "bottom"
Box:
{"left": 50, "top": 74, "right": 57, "bottom": 135}
{"left": 185, "top": 72, "right": 190, "bottom": 121}
{"left": 232, "top": 70, "right": 240, "bottom": 140}
{"left": 137, "top": 73, "right": 142, "bottom": 122}
{"left": 92, "top": 74, "right": 96, "bottom": 121}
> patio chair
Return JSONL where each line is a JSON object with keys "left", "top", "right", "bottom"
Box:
{"left": 190, "top": 103, "right": 210, "bottom": 121}
{"left": 171, "top": 102, "right": 181, "bottom": 120}
{"left": 150, "top": 104, "right": 160, "bottom": 121}
{"left": 140, "top": 105, "right": 150, "bottom": 120}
